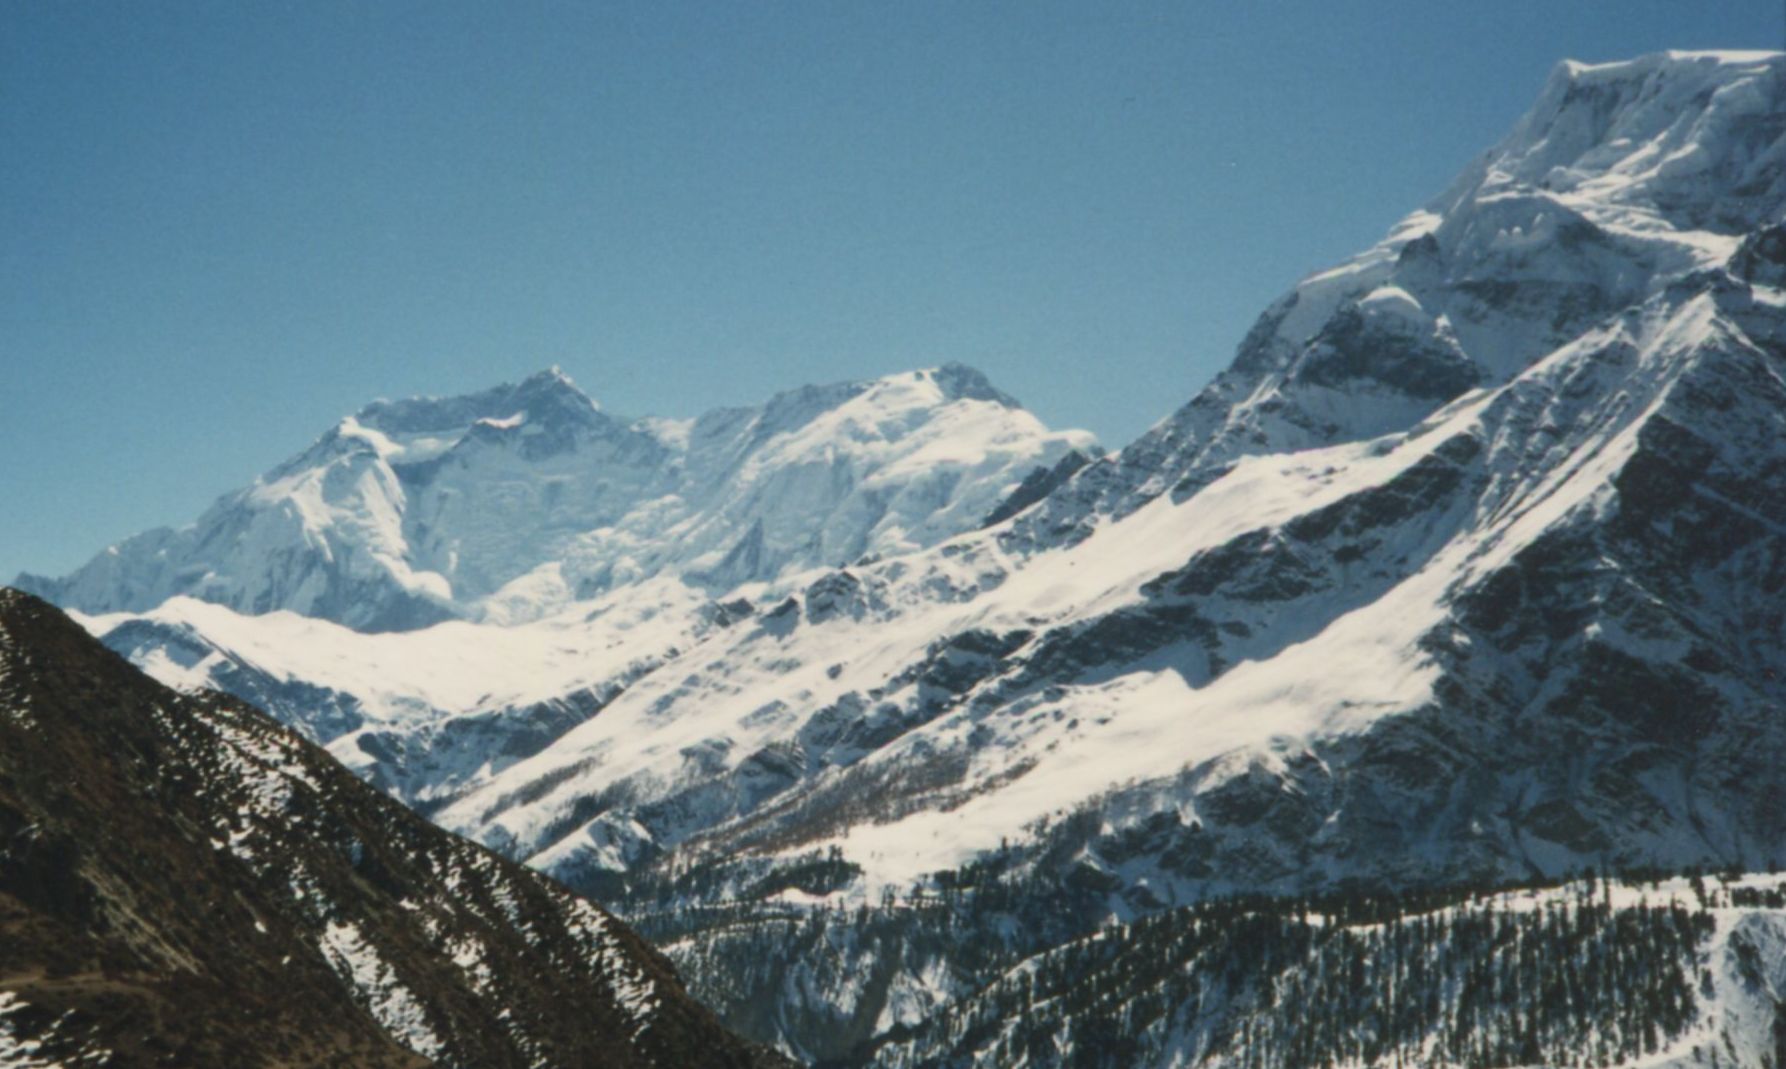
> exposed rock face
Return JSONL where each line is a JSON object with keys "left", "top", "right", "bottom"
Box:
{"left": 0, "top": 588, "right": 789, "bottom": 1068}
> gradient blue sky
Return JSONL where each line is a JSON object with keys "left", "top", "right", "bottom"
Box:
{"left": 4, "top": 1, "right": 1779, "bottom": 578}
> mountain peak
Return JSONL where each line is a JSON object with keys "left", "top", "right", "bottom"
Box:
{"left": 998, "top": 47, "right": 1786, "bottom": 554}
{"left": 925, "top": 362, "right": 1022, "bottom": 407}
{"left": 1554, "top": 49, "right": 1783, "bottom": 83}
{"left": 506, "top": 364, "right": 605, "bottom": 421}
{"left": 515, "top": 364, "right": 595, "bottom": 403}
{"left": 529, "top": 362, "right": 573, "bottom": 383}
{"left": 1452, "top": 48, "right": 1786, "bottom": 234}
{"left": 34, "top": 359, "right": 1091, "bottom": 627}
{"left": 348, "top": 367, "right": 605, "bottom": 441}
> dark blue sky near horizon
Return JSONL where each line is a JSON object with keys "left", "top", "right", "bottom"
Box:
{"left": 3, "top": 1, "right": 1779, "bottom": 578}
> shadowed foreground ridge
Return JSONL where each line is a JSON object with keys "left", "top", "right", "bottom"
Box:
{"left": 0, "top": 587, "right": 792, "bottom": 1067}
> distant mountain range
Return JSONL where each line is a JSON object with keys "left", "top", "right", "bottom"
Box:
{"left": 17, "top": 49, "right": 1786, "bottom": 1066}
{"left": 21, "top": 363, "right": 1091, "bottom": 631}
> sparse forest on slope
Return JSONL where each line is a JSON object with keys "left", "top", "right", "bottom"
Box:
{"left": 868, "top": 874, "right": 1786, "bottom": 1069}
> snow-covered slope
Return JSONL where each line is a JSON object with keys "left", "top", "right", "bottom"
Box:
{"left": 437, "top": 279, "right": 1786, "bottom": 897}
{"left": 21, "top": 364, "right": 1092, "bottom": 631}
{"left": 77, "top": 577, "right": 731, "bottom": 805}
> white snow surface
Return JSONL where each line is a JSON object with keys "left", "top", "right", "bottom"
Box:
{"left": 77, "top": 574, "right": 710, "bottom": 732}
{"left": 318, "top": 920, "right": 447, "bottom": 1062}
{"left": 0, "top": 991, "right": 107, "bottom": 1069}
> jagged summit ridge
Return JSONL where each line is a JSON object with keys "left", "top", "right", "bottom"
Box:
{"left": 21, "top": 363, "right": 1092, "bottom": 630}
{"left": 1469, "top": 50, "right": 1786, "bottom": 232}
{"left": 1004, "top": 50, "right": 1786, "bottom": 547}
{"left": 355, "top": 365, "right": 603, "bottom": 437}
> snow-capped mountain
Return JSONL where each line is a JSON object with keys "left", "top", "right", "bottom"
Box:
{"left": 421, "top": 49, "right": 1786, "bottom": 895}
{"left": 431, "top": 51, "right": 1786, "bottom": 1057}
{"left": 1009, "top": 48, "right": 1786, "bottom": 546}
{"left": 20, "top": 364, "right": 1093, "bottom": 631}
{"left": 37, "top": 50, "right": 1786, "bottom": 1064}
{"left": 0, "top": 588, "right": 788, "bottom": 1067}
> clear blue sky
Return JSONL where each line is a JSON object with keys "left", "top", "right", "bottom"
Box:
{"left": 3, "top": 1, "right": 1778, "bottom": 579}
